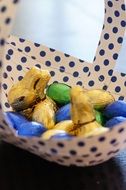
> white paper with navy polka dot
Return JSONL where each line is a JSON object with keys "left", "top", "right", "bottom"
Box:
{"left": 1, "top": 0, "right": 126, "bottom": 167}
{"left": 0, "top": 0, "right": 20, "bottom": 136}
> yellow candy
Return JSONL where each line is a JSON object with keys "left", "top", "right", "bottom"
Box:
{"left": 54, "top": 120, "right": 75, "bottom": 132}
{"left": 70, "top": 121, "right": 102, "bottom": 136}
{"left": 8, "top": 67, "right": 51, "bottom": 111}
{"left": 32, "top": 97, "right": 57, "bottom": 129}
{"left": 19, "top": 106, "right": 35, "bottom": 120}
{"left": 70, "top": 86, "right": 95, "bottom": 125}
{"left": 84, "top": 127, "right": 109, "bottom": 137}
{"left": 85, "top": 89, "right": 115, "bottom": 110}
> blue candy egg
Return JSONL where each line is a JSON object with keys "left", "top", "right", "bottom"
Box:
{"left": 103, "top": 101, "right": 126, "bottom": 118}
{"left": 55, "top": 104, "right": 71, "bottom": 123}
{"left": 105, "top": 116, "right": 126, "bottom": 128}
{"left": 4, "top": 111, "right": 28, "bottom": 130}
{"left": 51, "top": 133, "right": 73, "bottom": 140}
{"left": 18, "top": 121, "right": 47, "bottom": 137}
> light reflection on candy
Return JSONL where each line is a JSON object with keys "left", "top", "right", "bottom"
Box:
{"left": 18, "top": 121, "right": 46, "bottom": 137}
{"left": 103, "top": 101, "right": 126, "bottom": 118}
{"left": 4, "top": 111, "right": 28, "bottom": 130}
{"left": 51, "top": 133, "right": 72, "bottom": 140}
{"left": 105, "top": 116, "right": 126, "bottom": 128}
{"left": 42, "top": 129, "right": 71, "bottom": 140}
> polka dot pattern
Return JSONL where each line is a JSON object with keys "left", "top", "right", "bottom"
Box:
{"left": 24, "top": 46, "right": 31, "bottom": 53}
{"left": 107, "top": 71, "right": 126, "bottom": 96}
{"left": 40, "top": 51, "right": 46, "bottom": 57}
{"left": 1, "top": 0, "right": 126, "bottom": 167}
{"left": 93, "top": 0, "right": 126, "bottom": 88}
{"left": 0, "top": 0, "right": 21, "bottom": 138}
{"left": 6, "top": 35, "right": 90, "bottom": 84}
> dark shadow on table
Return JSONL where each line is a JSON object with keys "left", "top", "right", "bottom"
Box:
{"left": 0, "top": 141, "right": 125, "bottom": 190}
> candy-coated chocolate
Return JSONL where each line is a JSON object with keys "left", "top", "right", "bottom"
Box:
{"left": 18, "top": 121, "right": 46, "bottom": 137}
{"left": 105, "top": 116, "right": 126, "bottom": 128}
{"left": 95, "top": 111, "right": 106, "bottom": 125}
{"left": 55, "top": 104, "right": 71, "bottom": 123}
{"left": 51, "top": 133, "right": 72, "bottom": 140}
{"left": 46, "top": 83, "right": 71, "bottom": 105}
{"left": 4, "top": 111, "right": 28, "bottom": 130}
{"left": 103, "top": 101, "right": 126, "bottom": 118}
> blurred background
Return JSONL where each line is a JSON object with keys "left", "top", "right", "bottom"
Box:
{"left": 12, "top": 0, "right": 126, "bottom": 73}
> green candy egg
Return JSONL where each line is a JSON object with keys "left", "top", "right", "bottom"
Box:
{"left": 46, "top": 83, "right": 71, "bottom": 105}
{"left": 95, "top": 110, "right": 106, "bottom": 126}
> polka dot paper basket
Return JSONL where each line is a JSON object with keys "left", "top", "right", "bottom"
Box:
{"left": 1, "top": 0, "right": 126, "bottom": 167}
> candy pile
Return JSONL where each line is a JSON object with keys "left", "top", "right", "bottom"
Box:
{"left": 4, "top": 67, "right": 126, "bottom": 140}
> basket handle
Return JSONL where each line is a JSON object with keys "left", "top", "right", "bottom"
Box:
{"left": 93, "top": 0, "right": 126, "bottom": 74}
{"left": 0, "top": 0, "right": 20, "bottom": 135}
